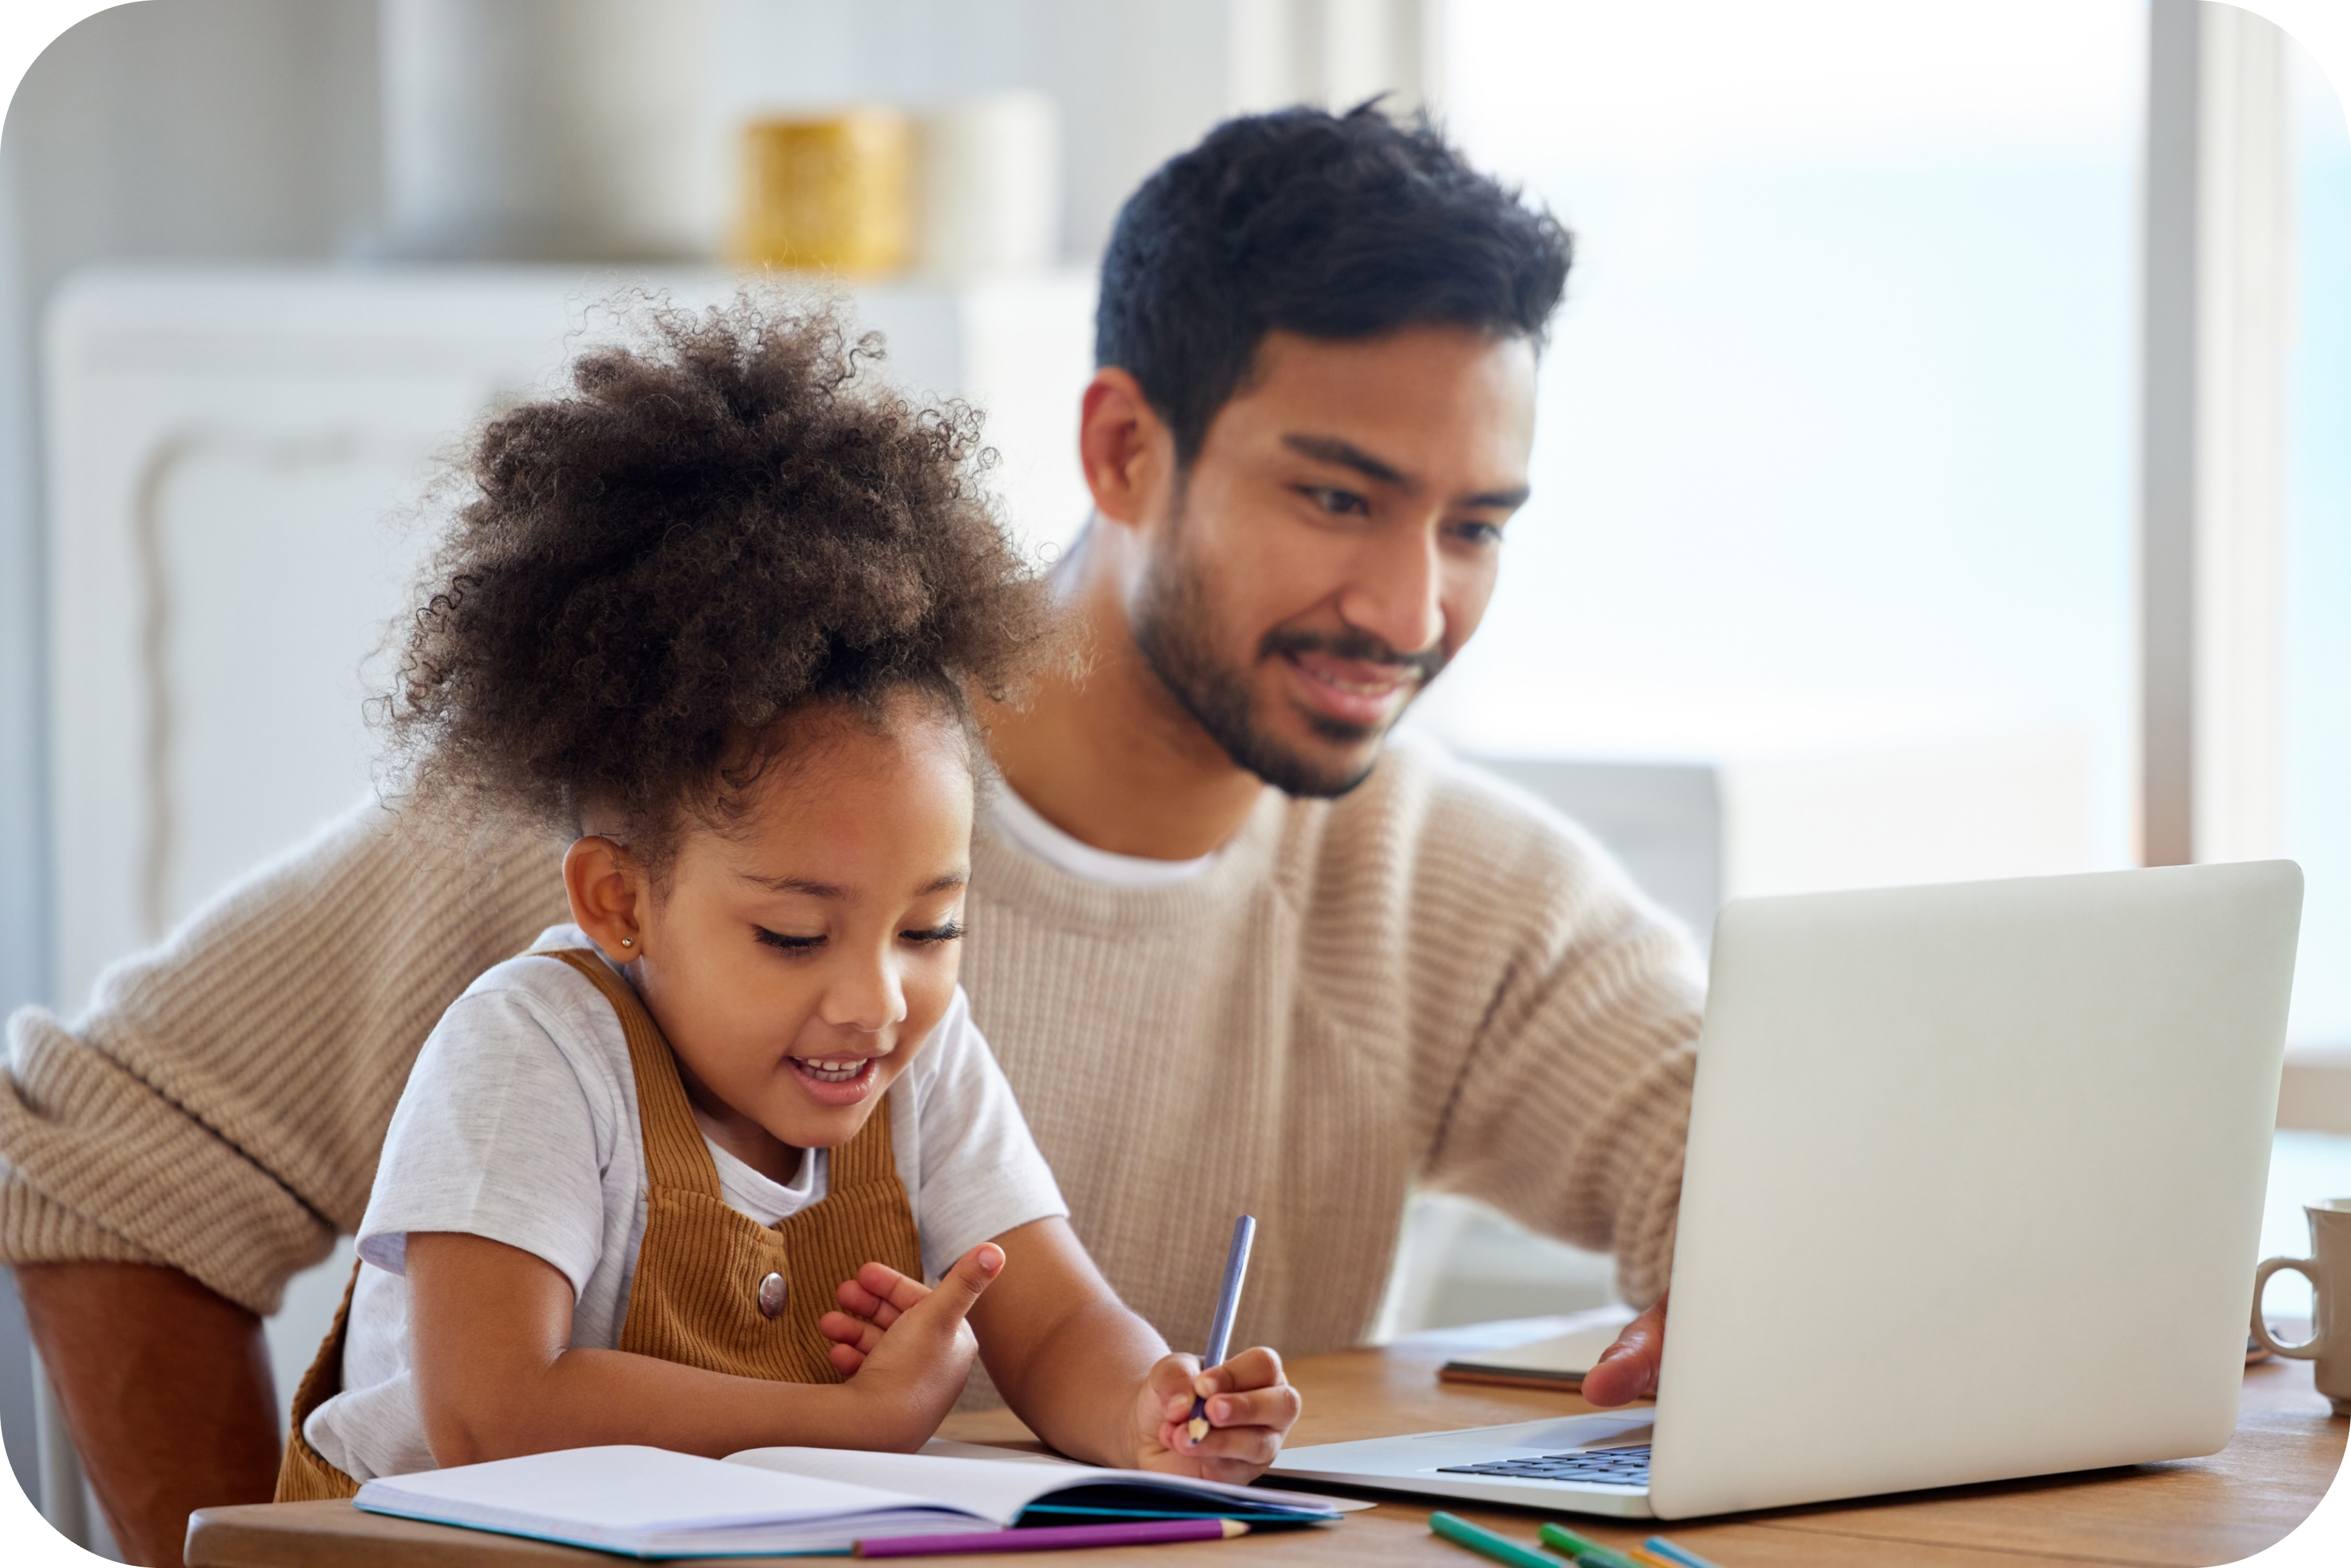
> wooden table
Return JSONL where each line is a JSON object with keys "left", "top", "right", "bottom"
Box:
{"left": 186, "top": 1339, "right": 2345, "bottom": 1567}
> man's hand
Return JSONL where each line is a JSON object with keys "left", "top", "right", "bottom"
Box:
{"left": 15, "top": 1262, "right": 281, "bottom": 1567}
{"left": 1131, "top": 1347, "right": 1299, "bottom": 1484}
{"left": 1579, "top": 1291, "right": 1667, "bottom": 1407}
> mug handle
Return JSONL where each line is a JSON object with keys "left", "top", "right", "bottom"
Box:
{"left": 2252, "top": 1257, "right": 2327, "bottom": 1358}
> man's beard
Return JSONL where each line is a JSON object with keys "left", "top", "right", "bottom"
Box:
{"left": 1129, "top": 531, "right": 1446, "bottom": 800}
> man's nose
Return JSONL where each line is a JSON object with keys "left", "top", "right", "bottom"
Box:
{"left": 1336, "top": 516, "right": 1445, "bottom": 657}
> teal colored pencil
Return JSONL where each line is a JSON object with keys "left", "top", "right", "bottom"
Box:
{"left": 1643, "top": 1537, "right": 1726, "bottom": 1568}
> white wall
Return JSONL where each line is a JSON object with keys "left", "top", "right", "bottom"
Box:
{"left": 1, "top": 0, "right": 383, "bottom": 977}
{"left": 0, "top": 0, "right": 381, "bottom": 1518}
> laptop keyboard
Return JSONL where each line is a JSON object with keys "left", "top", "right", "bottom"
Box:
{"left": 1437, "top": 1444, "right": 1651, "bottom": 1487}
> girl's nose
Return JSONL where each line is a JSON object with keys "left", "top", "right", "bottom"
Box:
{"left": 821, "top": 957, "right": 907, "bottom": 1038}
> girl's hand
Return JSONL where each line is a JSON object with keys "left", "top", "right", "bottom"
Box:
{"left": 820, "top": 1256, "right": 970, "bottom": 1375}
{"left": 814, "top": 1244, "right": 1003, "bottom": 1448}
{"left": 1132, "top": 1346, "right": 1299, "bottom": 1484}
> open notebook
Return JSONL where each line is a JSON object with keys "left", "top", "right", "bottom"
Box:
{"left": 352, "top": 1443, "right": 1354, "bottom": 1558}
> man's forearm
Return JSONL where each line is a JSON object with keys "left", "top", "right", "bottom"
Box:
{"left": 16, "top": 1262, "right": 281, "bottom": 1567}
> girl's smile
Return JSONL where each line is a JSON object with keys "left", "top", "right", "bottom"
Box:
{"left": 567, "top": 692, "right": 976, "bottom": 1185}
{"left": 785, "top": 1050, "right": 883, "bottom": 1102}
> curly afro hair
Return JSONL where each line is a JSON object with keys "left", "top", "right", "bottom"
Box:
{"left": 385, "top": 294, "right": 1047, "bottom": 860}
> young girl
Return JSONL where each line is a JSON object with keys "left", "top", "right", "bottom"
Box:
{"left": 278, "top": 301, "right": 1298, "bottom": 1497}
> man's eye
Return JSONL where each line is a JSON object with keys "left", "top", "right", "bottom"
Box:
{"left": 902, "top": 922, "right": 966, "bottom": 945}
{"left": 1301, "top": 485, "right": 1369, "bottom": 516}
{"left": 755, "top": 927, "right": 824, "bottom": 952}
{"left": 1451, "top": 519, "right": 1505, "bottom": 547}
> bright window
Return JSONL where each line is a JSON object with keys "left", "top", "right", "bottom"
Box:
{"left": 2284, "top": 42, "right": 2351, "bottom": 1052}
{"left": 1423, "top": 0, "right": 2144, "bottom": 898}
{"left": 1406, "top": 0, "right": 2351, "bottom": 1325}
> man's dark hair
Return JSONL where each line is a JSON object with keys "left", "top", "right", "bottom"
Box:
{"left": 1095, "top": 101, "right": 1573, "bottom": 464}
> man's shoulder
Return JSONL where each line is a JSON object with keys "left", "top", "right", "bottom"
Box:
{"left": 1314, "top": 732, "right": 1623, "bottom": 893}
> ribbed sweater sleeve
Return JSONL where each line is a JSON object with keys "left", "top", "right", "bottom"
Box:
{"left": 1378, "top": 751, "right": 1703, "bottom": 1308}
{"left": 0, "top": 800, "right": 568, "bottom": 1314}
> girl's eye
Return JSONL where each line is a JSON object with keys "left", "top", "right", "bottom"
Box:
{"left": 755, "top": 927, "right": 824, "bottom": 952}
{"left": 902, "top": 922, "right": 966, "bottom": 945}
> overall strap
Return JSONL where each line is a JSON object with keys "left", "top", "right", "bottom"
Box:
{"left": 271, "top": 1259, "right": 364, "bottom": 1501}
{"left": 541, "top": 947, "right": 722, "bottom": 1199}
{"left": 541, "top": 947, "right": 922, "bottom": 1382}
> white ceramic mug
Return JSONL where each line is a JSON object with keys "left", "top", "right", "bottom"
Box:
{"left": 2252, "top": 1197, "right": 2351, "bottom": 1415}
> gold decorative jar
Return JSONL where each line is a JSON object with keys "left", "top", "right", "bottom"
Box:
{"left": 729, "top": 107, "right": 913, "bottom": 275}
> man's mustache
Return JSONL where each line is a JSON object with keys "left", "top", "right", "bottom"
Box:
{"left": 1259, "top": 627, "right": 1447, "bottom": 685}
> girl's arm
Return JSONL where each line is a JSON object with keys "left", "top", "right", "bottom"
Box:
{"left": 819, "top": 1216, "right": 1301, "bottom": 1481}
{"left": 406, "top": 1230, "right": 1002, "bottom": 1465}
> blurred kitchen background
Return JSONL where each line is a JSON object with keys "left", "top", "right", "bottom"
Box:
{"left": 0, "top": 0, "right": 2345, "bottom": 1552}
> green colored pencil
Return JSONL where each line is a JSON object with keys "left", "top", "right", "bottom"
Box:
{"left": 1537, "top": 1520, "right": 1648, "bottom": 1568}
{"left": 1429, "top": 1510, "right": 1573, "bottom": 1568}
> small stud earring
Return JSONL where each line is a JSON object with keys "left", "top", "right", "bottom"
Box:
{"left": 620, "top": 937, "right": 634, "bottom": 947}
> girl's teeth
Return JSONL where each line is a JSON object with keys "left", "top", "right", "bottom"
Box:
{"left": 796, "top": 1057, "right": 864, "bottom": 1083}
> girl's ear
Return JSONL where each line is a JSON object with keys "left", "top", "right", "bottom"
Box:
{"left": 563, "top": 836, "right": 648, "bottom": 962}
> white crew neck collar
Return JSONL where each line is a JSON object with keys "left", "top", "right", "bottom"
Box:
{"left": 987, "top": 784, "right": 1222, "bottom": 889}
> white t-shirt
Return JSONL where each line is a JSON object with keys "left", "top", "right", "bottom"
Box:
{"left": 305, "top": 926, "right": 1067, "bottom": 1483}
{"left": 987, "top": 785, "right": 1219, "bottom": 888}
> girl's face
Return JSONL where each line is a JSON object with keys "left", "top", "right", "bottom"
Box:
{"left": 566, "top": 694, "right": 974, "bottom": 1160}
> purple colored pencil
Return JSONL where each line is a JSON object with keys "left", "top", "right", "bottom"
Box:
{"left": 853, "top": 1517, "right": 1248, "bottom": 1557}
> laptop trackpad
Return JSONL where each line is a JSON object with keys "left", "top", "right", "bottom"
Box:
{"left": 1412, "top": 1414, "right": 1654, "bottom": 1451}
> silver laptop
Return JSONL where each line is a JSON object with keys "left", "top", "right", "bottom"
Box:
{"left": 1271, "top": 861, "right": 2303, "bottom": 1519}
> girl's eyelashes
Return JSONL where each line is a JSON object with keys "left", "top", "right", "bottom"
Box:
{"left": 753, "top": 922, "right": 964, "bottom": 950}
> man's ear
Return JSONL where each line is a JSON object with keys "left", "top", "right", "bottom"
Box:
{"left": 563, "top": 836, "right": 648, "bottom": 962}
{"left": 1078, "top": 367, "right": 1170, "bottom": 529}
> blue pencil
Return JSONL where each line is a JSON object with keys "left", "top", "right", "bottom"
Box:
{"left": 1186, "top": 1215, "right": 1257, "bottom": 1443}
{"left": 1642, "top": 1536, "right": 1724, "bottom": 1568}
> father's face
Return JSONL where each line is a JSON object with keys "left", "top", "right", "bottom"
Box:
{"left": 1129, "top": 325, "right": 1537, "bottom": 796}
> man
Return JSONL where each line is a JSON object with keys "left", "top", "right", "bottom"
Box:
{"left": 3, "top": 105, "right": 1694, "bottom": 1564}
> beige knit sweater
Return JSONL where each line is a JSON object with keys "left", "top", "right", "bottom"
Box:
{"left": 0, "top": 741, "right": 1701, "bottom": 1358}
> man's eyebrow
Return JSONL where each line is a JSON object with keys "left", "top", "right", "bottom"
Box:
{"left": 740, "top": 873, "right": 847, "bottom": 898}
{"left": 1282, "top": 433, "right": 1411, "bottom": 490}
{"left": 1462, "top": 482, "right": 1532, "bottom": 510}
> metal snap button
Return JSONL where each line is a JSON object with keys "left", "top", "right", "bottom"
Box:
{"left": 757, "top": 1271, "right": 788, "bottom": 1318}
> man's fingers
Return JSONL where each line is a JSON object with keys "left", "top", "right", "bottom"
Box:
{"left": 1580, "top": 1294, "right": 1669, "bottom": 1408}
{"left": 1580, "top": 1332, "right": 1660, "bottom": 1406}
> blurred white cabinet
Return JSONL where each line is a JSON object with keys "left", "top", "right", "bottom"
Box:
{"left": 42, "top": 262, "right": 1095, "bottom": 1451}
{"left": 45, "top": 264, "right": 1095, "bottom": 1007}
